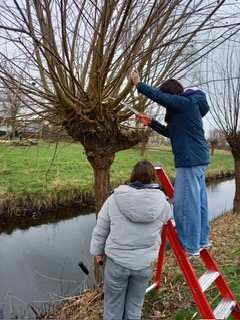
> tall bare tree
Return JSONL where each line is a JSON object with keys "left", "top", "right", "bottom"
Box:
{"left": 208, "top": 128, "right": 225, "bottom": 156}
{"left": 0, "top": 0, "right": 239, "bottom": 213}
{"left": 205, "top": 42, "right": 240, "bottom": 213}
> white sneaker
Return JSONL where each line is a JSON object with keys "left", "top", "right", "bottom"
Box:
{"left": 200, "top": 243, "right": 212, "bottom": 249}
{"left": 187, "top": 251, "right": 200, "bottom": 258}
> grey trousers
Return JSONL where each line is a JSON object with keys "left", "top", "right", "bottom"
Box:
{"left": 103, "top": 257, "right": 152, "bottom": 320}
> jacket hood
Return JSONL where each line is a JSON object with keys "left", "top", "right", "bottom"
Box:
{"left": 113, "top": 184, "right": 164, "bottom": 223}
{"left": 180, "top": 89, "right": 210, "bottom": 117}
{"left": 180, "top": 88, "right": 204, "bottom": 96}
{"left": 126, "top": 181, "right": 160, "bottom": 190}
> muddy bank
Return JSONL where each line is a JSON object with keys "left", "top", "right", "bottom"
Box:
{"left": 0, "top": 191, "right": 95, "bottom": 218}
{"left": 0, "top": 170, "right": 235, "bottom": 220}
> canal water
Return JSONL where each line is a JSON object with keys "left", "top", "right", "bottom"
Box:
{"left": 0, "top": 178, "right": 235, "bottom": 319}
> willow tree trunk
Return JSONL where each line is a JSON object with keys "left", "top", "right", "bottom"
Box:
{"left": 92, "top": 165, "right": 112, "bottom": 284}
{"left": 85, "top": 143, "right": 115, "bottom": 213}
{"left": 86, "top": 147, "right": 115, "bottom": 283}
{"left": 93, "top": 166, "right": 111, "bottom": 215}
{"left": 233, "top": 155, "right": 240, "bottom": 213}
{"left": 227, "top": 134, "right": 240, "bottom": 214}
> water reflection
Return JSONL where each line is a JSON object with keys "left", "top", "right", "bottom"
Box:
{"left": 0, "top": 178, "right": 235, "bottom": 319}
{"left": 0, "top": 212, "right": 96, "bottom": 319}
{"left": 207, "top": 179, "right": 235, "bottom": 221}
{"left": 0, "top": 206, "right": 94, "bottom": 235}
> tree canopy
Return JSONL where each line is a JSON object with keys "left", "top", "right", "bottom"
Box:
{"left": 0, "top": 0, "right": 239, "bottom": 211}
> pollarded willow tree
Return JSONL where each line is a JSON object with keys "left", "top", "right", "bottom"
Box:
{"left": 205, "top": 41, "right": 240, "bottom": 213}
{"left": 0, "top": 0, "right": 239, "bottom": 213}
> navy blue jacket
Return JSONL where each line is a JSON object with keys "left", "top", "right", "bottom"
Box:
{"left": 137, "top": 82, "right": 210, "bottom": 168}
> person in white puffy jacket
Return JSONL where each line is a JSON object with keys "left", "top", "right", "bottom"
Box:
{"left": 90, "top": 160, "right": 172, "bottom": 320}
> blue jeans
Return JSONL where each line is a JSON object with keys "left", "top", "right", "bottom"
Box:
{"left": 173, "top": 166, "right": 210, "bottom": 253}
{"left": 103, "top": 257, "right": 152, "bottom": 320}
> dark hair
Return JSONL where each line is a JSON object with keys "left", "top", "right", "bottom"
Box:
{"left": 164, "top": 110, "right": 172, "bottom": 126}
{"left": 159, "top": 79, "right": 184, "bottom": 126}
{"left": 159, "top": 79, "right": 184, "bottom": 95}
{"left": 130, "top": 160, "right": 156, "bottom": 184}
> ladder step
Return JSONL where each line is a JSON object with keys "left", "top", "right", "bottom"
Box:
{"left": 213, "top": 298, "right": 236, "bottom": 319}
{"left": 198, "top": 270, "right": 220, "bottom": 292}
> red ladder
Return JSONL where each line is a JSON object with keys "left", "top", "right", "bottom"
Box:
{"left": 146, "top": 166, "right": 240, "bottom": 319}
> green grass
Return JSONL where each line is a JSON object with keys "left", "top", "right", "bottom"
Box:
{"left": 0, "top": 141, "right": 93, "bottom": 195}
{"left": 0, "top": 140, "right": 234, "bottom": 213}
{"left": 111, "top": 146, "right": 175, "bottom": 187}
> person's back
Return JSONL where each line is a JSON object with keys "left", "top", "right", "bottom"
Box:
{"left": 131, "top": 70, "right": 211, "bottom": 258}
{"left": 103, "top": 182, "right": 170, "bottom": 270}
{"left": 151, "top": 93, "right": 209, "bottom": 168}
{"left": 135, "top": 79, "right": 210, "bottom": 168}
{"left": 90, "top": 160, "right": 172, "bottom": 320}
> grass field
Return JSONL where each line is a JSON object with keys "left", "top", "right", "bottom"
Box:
{"left": 0, "top": 140, "right": 235, "bottom": 214}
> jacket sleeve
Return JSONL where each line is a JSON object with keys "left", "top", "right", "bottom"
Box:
{"left": 90, "top": 198, "right": 111, "bottom": 256}
{"left": 149, "top": 118, "right": 170, "bottom": 138}
{"left": 137, "top": 82, "right": 187, "bottom": 110}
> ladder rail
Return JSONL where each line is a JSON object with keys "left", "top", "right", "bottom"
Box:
{"left": 146, "top": 227, "right": 167, "bottom": 294}
{"left": 155, "top": 227, "right": 167, "bottom": 291}
{"left": 155, "top": 166, "right": 174, "bottom": 199}
{"left": 164, "top": 220, "right": 215, "bottom": 318}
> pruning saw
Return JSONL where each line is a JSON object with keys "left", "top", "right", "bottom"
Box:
{"left": 108, "top": 97, "right": 151, "bottom": 126}
{"left": 122, "top": 102, "right": 141, "bottom": 116}
{"left": 121, "top": 101, "right": 151, "bottom": 126}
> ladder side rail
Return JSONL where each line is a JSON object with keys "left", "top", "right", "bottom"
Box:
{"left": 201, "top": 249, "right": 237, "bottom": 298}
{"left": 155, "top": 226, "right": 167, "bottom": 291}
{"left": 154, "top": 166, "right": 174, "bottom": 291}
{"left": 155, "top": 165, "right": 175, "bottom": 288}
{"left": 155, "top": 167, "right": 174, "bottom": 200}
{"left": 232, "top": 306, "right": 240, "bottom": 319}
{"left": 165, "top": 220, "right": 215, "bottom": 319}
{"left": 149, "top": 167, "right": 173, "bottom": 294}
{"left": 146, "top": 218, "right": 167, "bottom": 294}
{"left": 201, "top": 249, "right": 240, "bottom": 318}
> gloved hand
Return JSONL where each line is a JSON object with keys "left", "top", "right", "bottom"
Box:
{"left": 138, "top": 114, "right": 152, "bottom": 126}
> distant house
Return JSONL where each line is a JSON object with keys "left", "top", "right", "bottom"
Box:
{"left": 0, "top": 116, "right": 14, "bottom": 137}
{"left": 0, "top": 115, "right": 42, "bottom": 138}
